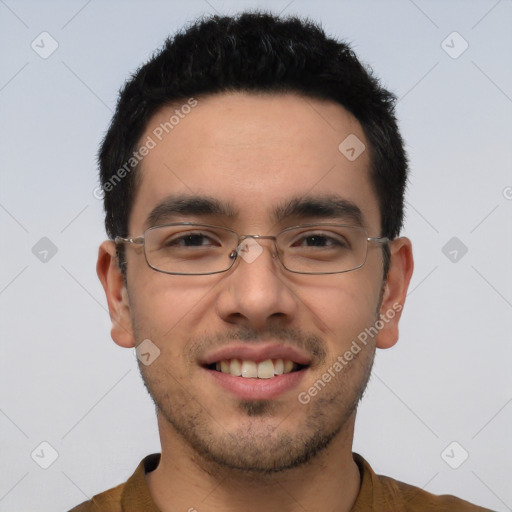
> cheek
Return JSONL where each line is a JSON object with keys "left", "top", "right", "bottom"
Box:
{"left": 300, "top": 272, "right": 381, "bottom": 347}
{"left": 128, "top": 273, "right": 218, "bottom": 343}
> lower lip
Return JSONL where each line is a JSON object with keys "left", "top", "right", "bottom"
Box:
{"left": 204, "top": 368, "right": 307, "bottom": 400}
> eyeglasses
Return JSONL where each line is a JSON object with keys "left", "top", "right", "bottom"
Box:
{"left": 114, "top": 222, "right": 389, "bottom": 275}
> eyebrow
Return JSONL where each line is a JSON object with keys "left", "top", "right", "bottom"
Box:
{"left": 143, "top": 194, "right": 364, "bottom": 231}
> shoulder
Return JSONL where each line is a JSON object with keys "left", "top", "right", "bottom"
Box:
{"left": 67, "top": 454, "right": 160, "bottom": 512}
{"left": 377, "top": 473, "right": 493, "bottom": 511}
{"left": 67, "top": 482, "right": 124, "bottom": 512}
{"left": 353, "top": 453, "right": 495, "bottom": 511}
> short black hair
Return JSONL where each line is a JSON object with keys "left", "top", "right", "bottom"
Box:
{"left": 99, "top": 11, "right": 407, "bottom": 276}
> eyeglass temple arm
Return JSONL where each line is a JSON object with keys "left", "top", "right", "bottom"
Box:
{"left": 114, "top": 236, "right": 144, "bottom": 245}
{"left": 368, "top": 236, "right": 390, "bottom": 244}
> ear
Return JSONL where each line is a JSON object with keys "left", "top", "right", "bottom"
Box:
{"left": 376, "top": 237, "right": 414, "bottom": 349}
{"left": 96, "top": 240, "right": 136, "bottom": 348}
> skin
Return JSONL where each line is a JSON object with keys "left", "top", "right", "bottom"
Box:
{"left": 97, "top": 92, "right": 414, "bottom": 512}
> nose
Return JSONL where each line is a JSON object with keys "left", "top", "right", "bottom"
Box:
{"left": 216, "top": 237, "right": 297, "bottom": 330}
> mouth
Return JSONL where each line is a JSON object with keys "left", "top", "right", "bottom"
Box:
{"left": 200, "top": 344, "right": 311, "bottom": 400}
{"left": 205, "top": 358, "right": 308, "bottom": 379}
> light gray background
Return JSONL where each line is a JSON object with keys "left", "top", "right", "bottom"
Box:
{"left": 1, "top": 0, "right": 511, "bottom": 511}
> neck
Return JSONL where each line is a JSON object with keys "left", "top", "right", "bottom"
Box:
{"left": 146, "top": 412, "right": 361, "bottom": 512}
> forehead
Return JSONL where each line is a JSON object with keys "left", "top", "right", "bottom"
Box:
{"left": 129, "top": 92, "right": 380, "bottom": 233}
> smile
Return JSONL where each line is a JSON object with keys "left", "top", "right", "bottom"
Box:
{"left": 208, "top": 358, "right": 306, "bottom": 379}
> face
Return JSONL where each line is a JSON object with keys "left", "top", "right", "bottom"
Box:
{"left": 99, "top": 92, "right": 411, "bottom": 474}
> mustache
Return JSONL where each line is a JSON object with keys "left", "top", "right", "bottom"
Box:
{"left": 187, "top": 325, "right": 327, "bottom": 365}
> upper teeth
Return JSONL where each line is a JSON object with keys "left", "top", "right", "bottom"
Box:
{"left": 215, "top": 359, "right": 296, "bottom": 379}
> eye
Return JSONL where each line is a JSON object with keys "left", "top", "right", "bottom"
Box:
{"left": 163, "top": 231, "right": 221, "bottom": 248}
{"left": 291, "top": 232, "right": 349, "bottom": 249}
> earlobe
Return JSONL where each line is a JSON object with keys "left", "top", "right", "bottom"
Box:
{"left": 96, "top": 241, "right": 136, "bottom": 348}
{"left": 376, "top": 237, "right": 414, "bottom": 349}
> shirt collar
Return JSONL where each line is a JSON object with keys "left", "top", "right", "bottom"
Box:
{"left": 120, "top": 452, "right": 378, "bottom": 512}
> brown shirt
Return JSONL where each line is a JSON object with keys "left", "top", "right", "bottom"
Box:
{"left": 69, "top": 453, "right": 494, "bottom": 511}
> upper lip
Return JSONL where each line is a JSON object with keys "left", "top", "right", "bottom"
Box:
{"left": 200, "top": 342, "right": 312, "bottom": 366}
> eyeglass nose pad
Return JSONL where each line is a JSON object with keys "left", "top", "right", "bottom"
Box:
{"left": 231, "top": 237, "right": 278, "bottom": 265}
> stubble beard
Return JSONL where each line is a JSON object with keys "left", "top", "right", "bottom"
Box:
{"left": 138, "top": 336, "right": 376, "bottom": 476}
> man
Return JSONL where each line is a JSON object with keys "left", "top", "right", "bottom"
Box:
{"left": 71, "top": 11, "right": 493, "bottom": 512}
